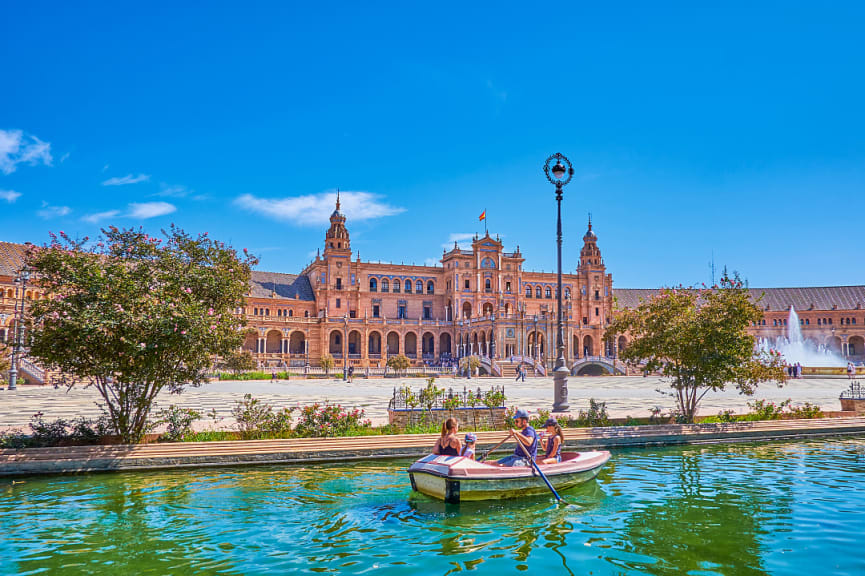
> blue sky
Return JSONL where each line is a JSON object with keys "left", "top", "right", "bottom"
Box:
{"left": 1, "top": 1, "right": 863, "bottom": 288}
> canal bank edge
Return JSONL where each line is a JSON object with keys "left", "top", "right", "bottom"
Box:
{"left": 2, "top": 417, "right": 865, "bottom": 478}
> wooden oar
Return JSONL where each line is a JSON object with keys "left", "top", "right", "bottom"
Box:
{"left": 479, "top": 435, "right": 511, "bottom": 462}
{"left": 515, "top": 431, "right": 563, "bottom": 502}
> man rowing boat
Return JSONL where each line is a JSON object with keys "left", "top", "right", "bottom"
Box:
{"left": 494, "top": 408, "right": 538, "bottom": 467}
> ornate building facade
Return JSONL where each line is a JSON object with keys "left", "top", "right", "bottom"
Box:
{"left": 1, "top": 198, "right": 864, "bottom": 380}
{"left": 236, "top": 198, "right": 615, "bottom": 371}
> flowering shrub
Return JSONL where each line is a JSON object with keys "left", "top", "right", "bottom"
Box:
{"left": 155, "top": 405, "right": 201, "bottom": 441}
{"left": 529, "top": 409, "right": 551, "bottom": 429}
{"left": 746, "top": 399, "right": 790, "bottom": 420}
{"left": 293, "top": 402, "right": 372, "bottom": 438}
{"left": 231, "top": 394, "right": 293, "bottom": 439}
{"left": 574, "top": 398, "right": 610, "bottom": 427}
{"left": 0, "top": 412, "right": 112, "bottom": 448}
{"left": 504, "top": 406, "right": 517, "bottom": 428}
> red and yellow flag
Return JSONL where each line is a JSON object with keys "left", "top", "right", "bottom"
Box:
{"left": 479, "top": 210, "right": 486, "bottom": 221}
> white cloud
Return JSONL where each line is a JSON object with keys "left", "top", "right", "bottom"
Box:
{"left": 60, "top": 152, "right": 70, "bottom": 163}
{"left": 102, "top": 173, "right": 151, "bottom": 186}
{"left": 128, "top": 202, "right": 176, "bottom": 219}
{"left": 0, "top": 189, "right": 21, "bottom": 203}
{"left": 81, "top": 202, "right": 177, "bottom": 223}
{"left": 81, "top": 210, "right": 121, "bottom": 223}
{"left": 441, "top": 232, "right": 475, "bottom": 250}
{"left": 234, "top": 190, "right": 404, "bottom": 226}
{"left": 424, "top": 257, "right": 441, "bottom": 267}
{"left": 0, "top": 129, "right": 53, "bottom": 174}
{"left": 155, "top": 183, "right": 190, "bottom": 197}
{"left": 102, "top": 164, "right": 110, "bottom": 173}
{"left": 37, "top": 202, "right": 71, "bottom": 219}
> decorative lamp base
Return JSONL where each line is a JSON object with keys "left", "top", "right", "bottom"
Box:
{"left": 552, "top": 365, "right": 569, "bottom": 412}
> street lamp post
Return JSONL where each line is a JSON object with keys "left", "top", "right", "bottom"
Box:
{"left": 343, "top": 314, "right": 348, "bottom": 382}
{"left": 8, "top": 268, "right": 31, "bottom": 391}
{"left": 490, "top": 313, "right": 496, "bottom": 360}
{"left": 533, "top": 314, "right": 539, "bottom": 363}
{"left": 544, "top": 152, "right": 574, "bottom": 412}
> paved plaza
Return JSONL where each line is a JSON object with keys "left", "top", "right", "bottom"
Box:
{"left": 0, "top": 375, "right": 856, "bottom": 433}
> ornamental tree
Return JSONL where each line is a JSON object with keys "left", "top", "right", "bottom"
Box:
{"left": 386, "top": 353, "right": 411, "bottom": 374}
{"left": 460, "top": 355, "right": 481, "bottom": 378}
{"left": 0, "top": 343, "right": 10, "bottom": 385}
{"left": 222, "top": 349, "right": 256, "bottom": 375}
{"left": 24, "top": 227, "right": 257, "bottom": 442}
{"left": 604, "top": 274, "right": 786, "bottom": 423}
{"left": 319, "top": 353, "right": 335, "bottom": 375}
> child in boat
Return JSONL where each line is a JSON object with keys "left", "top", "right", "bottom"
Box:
{"left": 461, "top": 432, "right": 477, "bottom": 460}
{"left": 538, "top": 418, "right": 563, "bottom": 464}
{"left": 432, "top": 417, "right": 461, "bottom": 456}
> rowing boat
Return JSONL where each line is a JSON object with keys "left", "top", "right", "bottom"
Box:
{"left": 407, "top": 451, "right": 610, "bottom": 503}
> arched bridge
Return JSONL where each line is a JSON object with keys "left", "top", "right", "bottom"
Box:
{"left": 570, "top": 356, "right": 627, "bottom": 376}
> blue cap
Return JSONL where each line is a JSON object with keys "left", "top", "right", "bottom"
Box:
{"left": 464, "top": 433, "right": 477, "bottom": 443}
{"left": 514, "top": 408, "right": 530, "bottom": 420}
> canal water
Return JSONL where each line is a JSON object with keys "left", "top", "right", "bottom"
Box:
{"left": 1, "top": 438, "right": 864, "bottom": 575}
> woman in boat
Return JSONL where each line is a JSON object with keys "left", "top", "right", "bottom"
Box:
{"left": 538, "top": 418, "right": 563, "bottom": 464}
{"left": 461, "top": 432, "right": 477, "bottom": 460}
{"left": 432, "top": 417, "right": 461, "bottom": 456}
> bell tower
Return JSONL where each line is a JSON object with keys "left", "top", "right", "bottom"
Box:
{"left": 578, "top": 215, "right": 603, "bottom": 271}
{"left": 576, "top": 214, "right": 612, "bottom": 331}
{"left": 324, "top": 189, "right": 351, "bottom": 257}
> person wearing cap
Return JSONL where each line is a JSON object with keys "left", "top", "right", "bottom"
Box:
{"left": 538, "top": 418, "right": 564, "bottom": 464}
{"left": 495, "top": 408, "right": 538, "bottom": 467}
{"left": 461, "top": 433, "right": 477, "bottom": 460}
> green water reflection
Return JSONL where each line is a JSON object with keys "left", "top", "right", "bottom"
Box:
{"left": 2, "top": 438, "right": 864, "bottom": 575}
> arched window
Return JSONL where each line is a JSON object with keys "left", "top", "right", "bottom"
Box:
{"left": 535, "top": 287, "right": 542, "bottom": 299}
{"left": 382, "top": 279, "right": 389, "bottom": 292}
{"left": 564, "top": 287, "right": 571, "bottom": 299}
{"left": 416, "top": 280, "right": 423, "bottom": 293}
{"left": 427, "top": 281, "right": 435, "bottom": 294}
{"left": 393, "top": 279, "right": 400, "bottom": 293}
{"left": 485, "top": 278, "right": 492, "bottom": 292}
{"left": 369, "top": 278, "right": 378, "bottom": 292}
{"left": 526, "top": 285, "right": 532, "bottom": 298}
{"left": 405, "top": 279, "right": 412, "bottom": 293}
{"left": 545, "top": 287, "right": 552, "bottom": 299}
{"left": 304, "top": 310, "right": 310, "bottom": 318}
{"left": 288, "top": 309, "right": 293, "bottom": 317}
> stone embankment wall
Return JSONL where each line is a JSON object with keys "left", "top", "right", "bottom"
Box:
{"left": 388, "top": 408, "right": 506, "bottom": 429}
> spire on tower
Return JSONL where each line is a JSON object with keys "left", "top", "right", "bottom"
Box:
{"left": 336, "top": 188, "right": 341, "bottom": 212}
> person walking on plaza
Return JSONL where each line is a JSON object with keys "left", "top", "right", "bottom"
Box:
{"left": 520, "top": 365, "right": 526, "bottom": 382}
{"left": 514, "top": 364, "right": 523, "bottom": 382}
{"left": 848, "top": 362, "right": 855, "bottom": 380}
{"left": 347, "top": 365, "right": 354, "bottom": 383}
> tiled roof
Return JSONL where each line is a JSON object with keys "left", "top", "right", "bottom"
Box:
{"left": 612, "top": 288, "right": 661, "bottom": 309}
{"left": 250, "top": 270, "right": 315, "bottom": 301}
{"left": 0, "top": 241, "right": 27, "bottom": 277}
{"left": 614, "top": 286, "right": 865, "bottom": 312}
{"left": 748, "top": 286, "right": 865, "bottom": 312}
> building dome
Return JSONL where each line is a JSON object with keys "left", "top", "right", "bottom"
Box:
{"left": 583, "top": 218, "right": 596, "bottom": 241}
